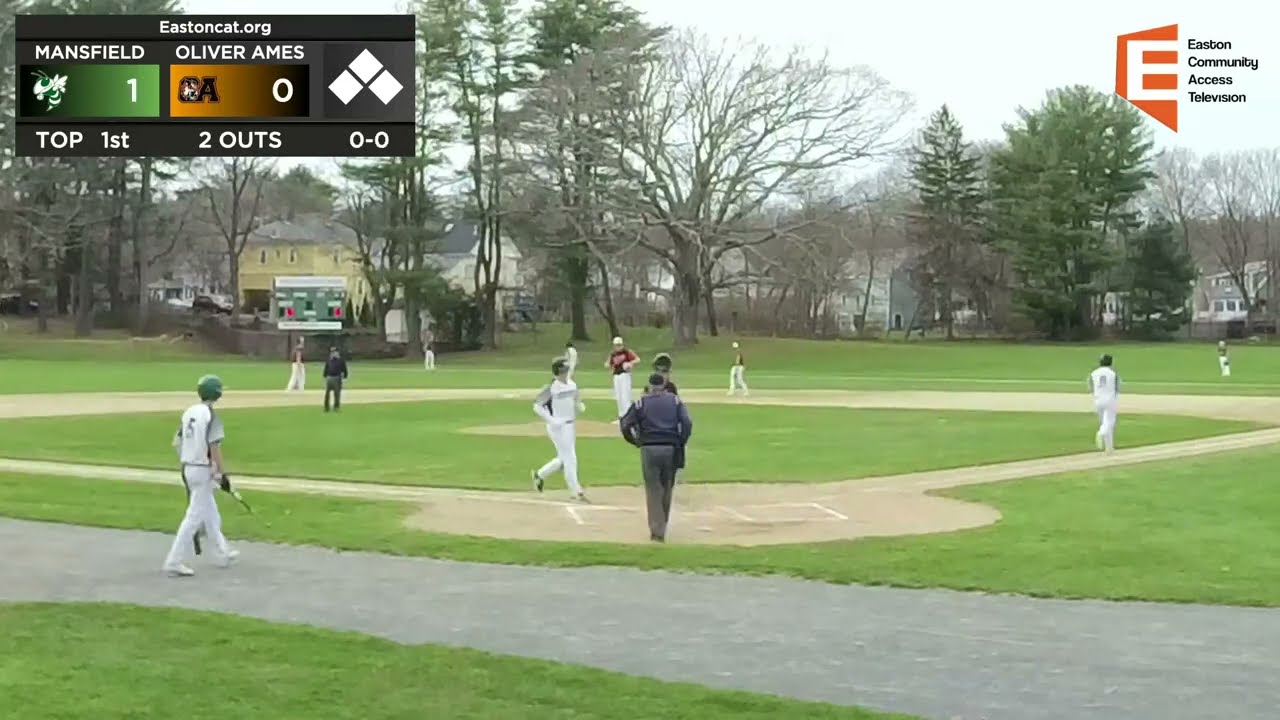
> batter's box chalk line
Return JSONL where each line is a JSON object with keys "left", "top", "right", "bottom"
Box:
{"left": 715, "top": 502, "right": 850, "bottom": 524}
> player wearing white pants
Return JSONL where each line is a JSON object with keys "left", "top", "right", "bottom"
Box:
{"left": 728, "top": 342, "right": 748, "bottom": 396}
{"left": 1088, "top": 354, "right": 1119, "bottom": 453}
{"left": 565, "top": 341, "right": 578, "bottom": 380}
{"left": 531, "top": 358, "right": 588, "bottom": 502}
{"left": 164, "top": 375, "right": 238, "bottom": 576}
{"left": 286, "top": 342, "right": 306, "bottom": 391}
{"left": 423, "top": 342, "right": 436, "bottom": 370}
{"left": 1218, "top": 341, "right": 1231, "bottom": 377}
{"left": 606, "top": 336, "right": 638, "bottom": 418}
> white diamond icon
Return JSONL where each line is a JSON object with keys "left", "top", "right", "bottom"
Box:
{"left": 348, "top": 49, "right": 384, "bottom": 83}
{"left": 328, "top": 70, "right": 363, "bottom": 105}
{"left": 368, "top": 71, "right": 403, "bottom": 104}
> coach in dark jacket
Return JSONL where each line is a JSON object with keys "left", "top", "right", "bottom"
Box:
{"left": 323, "top": 347, "right": 349, "bottom": 412}
{"left": 620, "top": 373, "right": 693, "bottom": 542}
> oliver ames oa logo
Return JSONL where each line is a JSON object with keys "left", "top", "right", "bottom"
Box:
{"left": 1116, "top": 24, "right": 1179, "bottom": 132}
{"left": 178, "top": 76, "right": 219, "bottom": 103}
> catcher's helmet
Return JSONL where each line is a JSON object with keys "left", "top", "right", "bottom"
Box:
{"left": 652, "top": 352, "right": 672, "bottom": 372}
{"left": 1099, "top": 354, "right": 1114, "bottom": 367}
{"left": 196, "top": 374, "right": 223, "bottom": 402}
{"left": 551, "top": 357, "right": 570, "bottom": 376}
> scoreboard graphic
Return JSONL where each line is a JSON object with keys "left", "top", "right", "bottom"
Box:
{"left": 13, "top": 15, "right": 414, "bottom": 157}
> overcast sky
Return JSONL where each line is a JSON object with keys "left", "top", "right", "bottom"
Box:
{"left": 182, "top": 0, "right": 1278, "bottom": 181}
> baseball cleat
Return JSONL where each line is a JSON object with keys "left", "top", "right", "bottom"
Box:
{"left": 573, "top": 493, "right": 590, "bottom": 504}
{"left": 531, "top": 470, "right": 543, "bottom": 492}
{"left": 164, "top": 564, "right": 195, "bottom": 577}
{"left": 218, "top": 548, "right": 241, "bottom": 568}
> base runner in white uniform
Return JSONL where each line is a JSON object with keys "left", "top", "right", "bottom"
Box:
{"left": 164, "top": 374, "right": 239, "bottom": 576}
{"left": 1088, "top": 354, "right": 1119, "bottom": 453}
{"left": 531, "top": 357, "right": 589, "bottom": 502}
{"left": 286, "top": 340, "right": 306, "bottom": 391}
{"left": 565, "top": 341, "right": 579, "bottom": 380}
{"left": 728, "top": 341, "right": 748, "bottom": 396}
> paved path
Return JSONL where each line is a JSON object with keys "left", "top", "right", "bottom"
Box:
{"left": 4, "top": 518, "right": 1279, "bottom": 720}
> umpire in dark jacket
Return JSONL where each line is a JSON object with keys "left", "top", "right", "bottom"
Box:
{"left": 620, "top": 373, "right": 693, "bottom": 542}
{"left": 323, "top": 347, "right": 349, "bottom": 412}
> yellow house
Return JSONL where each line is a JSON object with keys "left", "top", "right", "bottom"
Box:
{"left": 238, "top": 215, "right": 372, "bottom": 315}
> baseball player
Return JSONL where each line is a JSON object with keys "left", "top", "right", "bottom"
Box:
{"left": 605, "top": 336, "right": 639, "bottom": 418}
{"left": 1218, "top": 340, "right": 1231, "bottom": 377}
{"left": 285, "top": 339, "right": 305, "bottom": 391}
{"left": 423, "top": 341, "right": 436, "bottom": 370}
{"left": 164, "top": 375, "right": 238, "bottom": 577}
{"left": 565, "top": 340, "right": 578, "bottom": 379}
{"left": 728, "top": 341, "right": 748, "bottom": 396}
{"left": 531, "top": 357, "right": 589, "bottom": 503}
{"left": 1088, "top": 354, "right": 1119, "bottom": 453}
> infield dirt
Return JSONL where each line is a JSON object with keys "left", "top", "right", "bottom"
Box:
{"left": 1, "top": 389, "right": 1276, "bottom": 546}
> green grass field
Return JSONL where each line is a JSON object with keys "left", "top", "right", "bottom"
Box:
{"left": 3, "top": 322, "right": 1280, "bottom": 394}
{"left": 5, "top": 441, "right": 1280, "bottom": 605}
{"left": 0, "top": 603, "right": 906, "bottom": 720}
{"left": 0, "top": 401, "right": 1254, "bottom": 488}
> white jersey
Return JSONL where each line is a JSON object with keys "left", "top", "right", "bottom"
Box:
{"left": 1089, "top": 367, "right": 1119, "bottom": 403}
{"left": 173, "top": 402, "right": 225, "bottom": 465}
{"left": 533, "top": 379, "right": 581, "bottom": 424}
{"left": 566, "top": 346, "right": 578, "bottom": 369}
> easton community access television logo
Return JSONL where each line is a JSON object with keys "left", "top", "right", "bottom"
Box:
{"left": 1116, "top": 24, "right": 1179, "bottom": 132}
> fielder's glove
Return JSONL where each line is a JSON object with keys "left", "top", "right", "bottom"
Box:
{"left": 217, "top": 473, "right": 232, "bottom": 494}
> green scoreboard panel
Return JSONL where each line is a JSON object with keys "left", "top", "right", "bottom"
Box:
{"left": 273, "top": 276, "right": 347, "bottom": 331}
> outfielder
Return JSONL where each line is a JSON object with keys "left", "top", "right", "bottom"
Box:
{"left": 285, "top": 339, "right": 305, "bottom": 391}
{"left": 728, "top": 341, "right": 748, "bottom": 396}
{"left": 1218, "top": 340, "right": 1231, "bottom": 377}
{"left": 1088, "top": 354, "right": 1119, "bottom": 453}
{"left": 565, "top": 340, "right": 579, "bottom": 379}
{"left": 164, "top": 375, "right": 238, "bottom": 577}
{"left": 531, "top": 357, "right": 589, "bottom": 503}
{"left": 606, "top": 336, "right": 639, "bottom": 418}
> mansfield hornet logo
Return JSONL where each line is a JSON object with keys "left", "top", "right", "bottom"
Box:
{"left": 1117, "top": 23, "right": 1259, "bottom": 133}
{"left": 178, "top": 76, "right": 220, "bottom": 103}
{"left": 31, "top": 70, "right": 68, "bottom": 111}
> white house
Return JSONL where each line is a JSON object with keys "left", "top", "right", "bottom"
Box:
{"left": 1194, "top": 260, "right": 1267, "bottom": 322}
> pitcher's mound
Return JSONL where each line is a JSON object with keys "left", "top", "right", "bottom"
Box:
{"left": 461, "top": 420, "right": 619, "bottom": 438}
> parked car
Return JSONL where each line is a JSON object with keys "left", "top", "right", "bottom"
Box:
{"left": 0, "top": 293, "right": 39, "bottom": 315}
{"left": 192, "top": 294, "right": 232, "bottom": 315}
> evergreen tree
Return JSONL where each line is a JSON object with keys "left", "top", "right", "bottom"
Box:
{"left": 991, "top": 86, "right": 1154, "bottom": 339}
{"left": 1123, "top": 220, "right": 1196, "bottom": 339}
{"left": 907, "top": 105, "right": 985, "bottom": 339}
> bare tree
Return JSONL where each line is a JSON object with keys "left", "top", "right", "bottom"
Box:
{"left": 1201, "top": 152, "right": 1258, "bottom": 315}
{"left": 598, "top": 29, "right": 912, "bottom": 346}
{"left": 1247, "top": 148, "right": 1280, "bottom": 316}
{"left": 199, "top": 157, "right": 273, "bottom": 315}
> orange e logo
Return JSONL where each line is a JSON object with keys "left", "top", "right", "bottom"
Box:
{"left": 1116, "top": 24, "right": 1179, "bottom": 132}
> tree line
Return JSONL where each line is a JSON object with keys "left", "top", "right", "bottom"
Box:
{"left": 1, "top": 0, "right": 1275, "bottom": 348}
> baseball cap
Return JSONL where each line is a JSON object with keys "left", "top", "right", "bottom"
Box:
{"left": 612, "top": 336, "right": 624, "bottom": 345}
{"left": 648, "top": 372, "right": 666, "bottom": 387}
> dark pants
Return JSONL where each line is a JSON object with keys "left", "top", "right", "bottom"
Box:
{"left": 640, "top": 444, "right": 678, "bottom": 539}
{"left": 324, "top": 376, "right": 343, "bottom": 411}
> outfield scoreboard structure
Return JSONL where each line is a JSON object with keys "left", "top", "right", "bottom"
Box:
{"left": 14, "top": 15, "right": 414, "bottom": 157}
{"left": 273, "top": 276, "right": 346, "bottom": 331}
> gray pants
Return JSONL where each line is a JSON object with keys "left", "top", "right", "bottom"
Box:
{"left": 640, "top": 445, "right": 678, "bottom": 539}
{"left": 324, "top": 376, "right": 343, "bottom": 411}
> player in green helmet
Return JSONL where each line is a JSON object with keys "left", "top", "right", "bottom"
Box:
{"left": 164, "top": 374, "right": 238, "bottom": 577}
